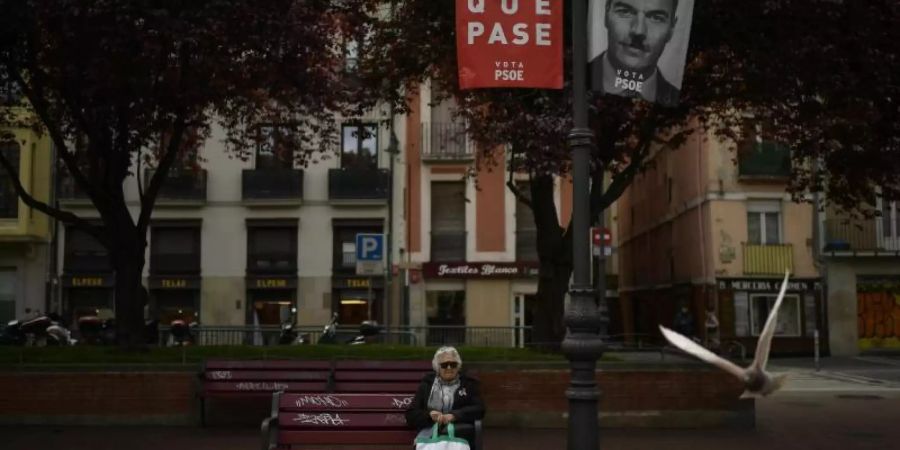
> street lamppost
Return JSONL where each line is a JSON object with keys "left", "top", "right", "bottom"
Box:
{"left": 562, "top": 1, "right": 605, "bottom": 449}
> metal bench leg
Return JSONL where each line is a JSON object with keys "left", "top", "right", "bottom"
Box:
{"left": 474, "top": 419, "right": 483, "bottom": 450}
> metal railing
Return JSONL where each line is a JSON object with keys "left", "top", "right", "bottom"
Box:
{"left": 242, "top": 169, "right": 304, "bottom": 200}
{"left": 420, "top": 122, "right": 473, "bottom": 161}
{"left": 145, "top": 168, "right": 208, "bottom": 201}
{"left": 156, "top": 325, "right": 533, "bottom": 348}
{"left": 328, "top": 168, "right": 389, "bottom": 200}
{"left": 742, "top": 243, "right": 793, "bottom": 275}
{"left": 823, "top": 219, "right": 900, "bottom": 252}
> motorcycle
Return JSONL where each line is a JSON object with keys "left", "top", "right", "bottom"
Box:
{"left": 77, "top": 314, "right": 115, "bottom": 345}
{"left": 278, "top": 307, "right": 310, "bottom": 345}
{"left": 317, "top": 313, "right": 382, "bottom": 345}
{"left": 2, "top": 313, "right": 76, "bottom": 346}
{"left": 168, "top": 319, "right": 198, "bottom": 346}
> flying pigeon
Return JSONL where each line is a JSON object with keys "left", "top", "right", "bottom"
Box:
{"left": 659, "top": 271, "right": 791, "bottom": 399}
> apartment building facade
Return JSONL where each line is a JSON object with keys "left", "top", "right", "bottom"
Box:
{"left": 397, "top": 82, "right": 580, "bottom": 346}
{"left": 617, "top": 128, "right": 824, "bottom": 356}
{"left": 820, "top": 196, "right": 900, "bottom": 355}
{"left": 0, "top": 104, "right": 54, "bottom": 324}
{"left": 55, "top": 111, "right": 404, "bottom": 335}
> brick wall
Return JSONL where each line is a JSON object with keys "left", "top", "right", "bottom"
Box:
{"left": 0, "top": 368, "right": 752, "bottom": 428}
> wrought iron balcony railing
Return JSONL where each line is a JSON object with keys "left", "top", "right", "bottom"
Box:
{"left": 328, "top": 168, "right": 389, "bottom": 201}
{"left": 145, "top": 168, "right": 207, "bottom": 202}
{"left": 420, "top": 122, "right": 473, "bottom": 162}
{"left": 823, "top": 219, "right": 900, "bottom": 253}
{"left": 242, "top": 169, "right": 303, "bottom": 201}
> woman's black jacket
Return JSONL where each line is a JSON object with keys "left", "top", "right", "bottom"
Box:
{"left": 405, "top": 372, "right": 485, "bottom": 430}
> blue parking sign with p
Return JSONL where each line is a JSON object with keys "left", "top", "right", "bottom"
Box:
{"left": 356, "top": 234, "right": 384, "bottom": 261}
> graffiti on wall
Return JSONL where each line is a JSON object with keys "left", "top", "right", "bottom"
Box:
{"left": 857, "top": 289, "right": 900, "bottom": 350}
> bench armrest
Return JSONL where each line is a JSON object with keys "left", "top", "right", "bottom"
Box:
{"left": 260, "top": 416, "right": 278, "bottom": 450}
{"left": 474, "top": 419, "right": 483, "bottom": 450}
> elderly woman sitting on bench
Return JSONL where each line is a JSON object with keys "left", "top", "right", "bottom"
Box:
{"left": 405, "top": 346, "right": 485, "bottom": 445}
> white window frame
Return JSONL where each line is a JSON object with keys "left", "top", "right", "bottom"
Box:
{"left": 749, "top": 293, "right": 802, "bottom": 337}
{"left": 746, "top": 201, "right": 782, "bottom": 245}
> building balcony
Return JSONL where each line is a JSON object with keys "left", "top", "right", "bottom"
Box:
{"left": 328, "top": 168, "right": 389, "bottom": 203}
{"left": 420, "top": 122, "right": 474, "bottom": 162}
{"left": 242, "top": 169, "right": 303, "bottom": 204}
{"left": 431, "top": 230, "right": 467, "bottom": 262}
{"left": 823, "top": 219, "right": 900, "bottom": 255}
{"left": 737, "top": 142, "right": 791, "bottom": 181}
{"left": 57, "top": 174, "right": 91, "bottom": 203}
{"left": 247, "top": 253, "right": 297, "bottom": 275}
{"left": 145, "top": 168, "right": 207, "bottom": 204}
{"left": 743, "top": 243, "right": 793, "bottom": 275}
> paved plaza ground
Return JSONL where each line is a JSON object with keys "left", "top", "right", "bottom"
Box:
{"left": 3, "top": 355, "right": 899, "bottom": 449}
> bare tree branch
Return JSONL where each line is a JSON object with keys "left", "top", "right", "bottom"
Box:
{"left": 0, "top": 146, "right": 103, "bottom": 242}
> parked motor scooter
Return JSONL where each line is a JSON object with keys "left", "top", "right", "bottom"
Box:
{"left": 0, "top": 320, "right": 26, "bottom": 345}
{"left": 278, "top": 307, "right": 310, "bottom": 345}
{"left": 168, "top": 319, "right": 198, "bottom": 346}
{"left": 77, "top": 313, "right": 115, "bottom": 345}
{"left": 317, "top": 312, "right": 339, "bottom": 344}
{"left": 19, "top": 313, "right": 76, "bottom": 346}
{"left": 348, "top": 320, "right": 382, "bottom": 345}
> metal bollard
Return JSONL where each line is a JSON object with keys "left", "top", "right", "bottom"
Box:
{"left": 814, "top": 329, "right": 820, "bottom": 372}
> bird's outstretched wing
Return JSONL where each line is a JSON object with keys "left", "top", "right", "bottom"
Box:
{"left": 659, "top": 325, "right": 746, "bottom": 380}
{"left": 754, "top": 270, "right": 790, "bottom": 370}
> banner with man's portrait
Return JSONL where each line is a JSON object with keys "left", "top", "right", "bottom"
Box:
{"left": 588, "top": 0, "right": 695, "bottom": 107}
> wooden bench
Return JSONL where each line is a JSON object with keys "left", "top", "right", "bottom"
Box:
{"left": 331, "top": 360, "right": 432, "bottom": 393}
{"left": 260, "top": 360, "right": 482, "bottom": 449}
{"left": 198, "top": 360, "right": 332, "bottom": 426}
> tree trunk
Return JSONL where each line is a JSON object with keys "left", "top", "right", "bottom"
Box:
{"left": 110, "top": 225, "right": 149, "bottom": 350}
{"left": 526, "top": 175, "right": 573, "bottom": 350}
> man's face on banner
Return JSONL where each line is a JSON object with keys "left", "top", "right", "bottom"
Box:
{"left": 605, "top": 0, "right": 677, "bottom": 73}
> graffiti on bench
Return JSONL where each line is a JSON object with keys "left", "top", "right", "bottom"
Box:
{"left": 292, "top": 413, "right": 349, "bottom": 426}
{"left": 235, "top": 382, "right": 289, "bottom": 391}
{"left": 294, "top": 395, "right": 350, "bottom": 408}
{"left": 209, "top": 371, "right": 232, "bottom": 380}
{"left": 392, "top": 396, "right": 413, "bottom": 409}
{"left": 382, "top": 413, "right": 407, "bottom": 425}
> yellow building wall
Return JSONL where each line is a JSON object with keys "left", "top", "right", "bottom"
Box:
{"left": 0, "top": 120, "right": 52, "bottom": 241}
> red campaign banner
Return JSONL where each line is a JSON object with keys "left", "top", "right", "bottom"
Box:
{"left": 456, "top": 0, "right": 563, "bottom": 89}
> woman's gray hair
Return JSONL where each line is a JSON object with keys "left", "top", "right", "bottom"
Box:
{"left": 431, "top": 346, "right": 462, "bottom": 372}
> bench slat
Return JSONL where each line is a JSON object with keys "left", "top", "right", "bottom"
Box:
{"left": 277, "top": 430, "right": 417, "bottom": 445}
{"left": 204, "top": 360, "right": 330, "bottom": 370}
{"left": 280, "top": 393, "right": 414, "bottom": 411}
{"left": 332, "top": 382, "right": 420, "bottom": 393}
{"left": 203, "top": 370, "right": 329, "bottom": 381}
{"left": 204, "top": 381, "right": 328, "bottom": 393}
{"left": 333, "top": 371, "right": 425, "bottom": 382}
{"left": 279, "top": 411, "right": 409, "bottom": 430}
{"left": 333, "top": 360, "right": 432, "bottom": 371}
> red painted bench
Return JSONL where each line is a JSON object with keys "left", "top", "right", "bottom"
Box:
{"left": 260, "top": 360, "right": 482, "bottom": 449}
{"left": 198, "top": 360, "right": 332, "bottom": 426}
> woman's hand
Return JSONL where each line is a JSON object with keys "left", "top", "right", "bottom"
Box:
{"left": 438, "top": 414, "right": 455, "bottom": 425}
{"left": 429, "top": 410, "right": 442, "bottom": 422}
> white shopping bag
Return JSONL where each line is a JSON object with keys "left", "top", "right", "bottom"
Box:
{"left": 415, "top": 423, "right": 470, "bottom": 450}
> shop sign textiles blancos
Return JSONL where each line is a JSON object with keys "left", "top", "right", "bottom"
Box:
{"left": 456, "top": 0, "right": 563, "bottom": 89}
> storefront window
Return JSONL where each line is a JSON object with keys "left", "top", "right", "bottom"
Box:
{"left": 750, "top": 293, "right": 801, "bottom": 337}
{"left": 426, "top": 290, "right": 466, "bottom": 345}
{"left": 339, "top": 290, "right": 372, "bottom": 325}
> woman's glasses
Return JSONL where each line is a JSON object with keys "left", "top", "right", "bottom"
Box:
{"left": 439, "top": 361, "right": 459, "bottom": 369}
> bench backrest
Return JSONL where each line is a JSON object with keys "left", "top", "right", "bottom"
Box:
{"left": 331, "top": 360, "right": 432, "bottom": 393}
{"left": 275, "top": 392, "right": 416, "bottom": 446}
{"left": 201, "top": 360, "right": 331, "bottom": 394}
